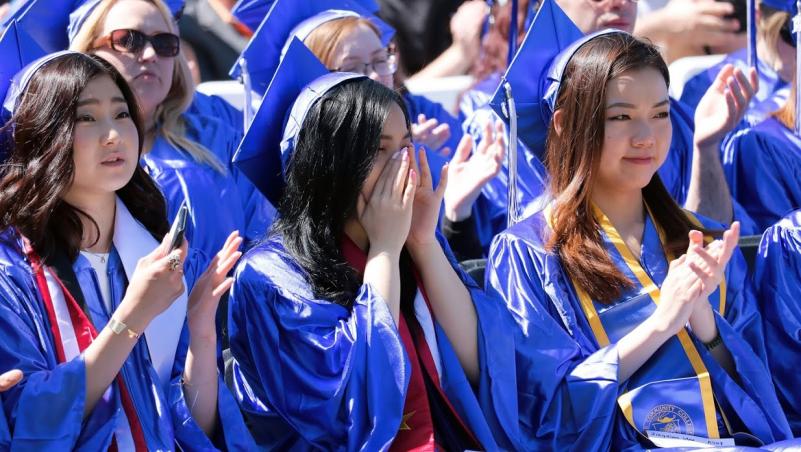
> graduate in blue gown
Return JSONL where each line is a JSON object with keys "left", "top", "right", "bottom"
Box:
{"left": 227, "top": 41, "right": 520, "bottom": 450}
{"left": 63, "top": 0, "right": 274, "bottom": 255}
{"left": 469, "top": 0, "right": 758, "bottom": 254}
{"left": 722, "top": 102, "right": 801, "bottom": 232}
{"left": 679, "top": 0, "right": 794, "bottom": 126}
{"left": 486, "top": 31, "right": 792, "bottom": 450}
{"left": 0, "top": 52, "right": 255, "bottom": 450}
{"left": 233, "top": 0, "right": 506, "bottom": 259}
{"left": 753, "top": 210, "right": 801, "bottom": 436}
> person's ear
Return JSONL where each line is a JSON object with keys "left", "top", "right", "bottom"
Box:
{"left": 552, "top": 109, "right": 565, "bottom": 136}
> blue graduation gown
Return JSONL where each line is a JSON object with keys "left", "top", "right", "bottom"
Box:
{"left": 722, "top": 117, "right": 801, "bottom": 233}
{"left": 753, "top": 209, "right": 801, "bottom": 436}
{"left": 679, "top": 49, "right": 787, "bottom": 126}
{"left": 0, "top": 229, "right": 257, "bottom": 450}
{"left": 485, "top": 206, "right": 791, "bottom": 450}
{"left": 142, "top": 105, "right": 275, "bottom": 258}
{"left": 227, "top": 233, "right": 520, "bottom": 450}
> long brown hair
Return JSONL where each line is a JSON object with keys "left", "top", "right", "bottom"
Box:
{"left": 545, "top": 32, "right": 698, "bottom": 303}
{"left": 0, "top": 53, "right": 169, "bottom": 262}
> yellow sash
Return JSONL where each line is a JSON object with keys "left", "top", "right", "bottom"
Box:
{"left": 544, "top": 204, "right": 725, "bottom": 439}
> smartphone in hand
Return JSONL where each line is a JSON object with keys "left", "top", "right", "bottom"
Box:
{"left": 168, "top": 203, "right": 188, "bottom": 252}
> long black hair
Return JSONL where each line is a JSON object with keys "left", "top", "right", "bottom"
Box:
{"left": 0, "top": 53, "right": 169, "bottom": 261}
{"left": 273, "top": 78, "right": 410, "bottom": 308}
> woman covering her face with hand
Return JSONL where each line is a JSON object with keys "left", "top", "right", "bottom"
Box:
{"left": 486, "top": 32, "right": 792, "bottom": 450}
{"left": 226, "top": 45, "right": 520, "bottom": 448}
{"left": 0, "top": 52, "right": 254, "bottom": 450}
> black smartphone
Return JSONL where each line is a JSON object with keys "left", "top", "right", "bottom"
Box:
{"left": 168, "top": 204, "right": 188, "bottom": 251}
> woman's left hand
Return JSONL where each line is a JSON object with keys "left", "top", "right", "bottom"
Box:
{"left": 412, "top": 114, "right": 452, "bottom": 155}
{"left": 407, "top": 147, "right": 448, "bottom": 250}
{"left": 686, "top": 222, "right": 740, "bottom": 342}
{"left": 187, "top": 231, "right": 243, "bottom": 338}
{"left": 694, "top": 64, "right": 758, "bottom": 149}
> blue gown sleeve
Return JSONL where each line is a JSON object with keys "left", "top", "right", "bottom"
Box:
{"left": 161, "top": 249, "right": 257, "bottom": 450}
{"left": 0, "top": 263, "right": 116, "bottom": 450}
{"left": 485, "top": 231, "right": 622, "bottom": 451}
{"left": 432, "top": 234, "right": 522, "bottom": 450}
{"left": 227, "top": 247, "right": 410, "bottom": 450}
{"left": 723, "top": 126, "right": 800, "bottom": 232}
{"left": 753, "top": 217, "right": 801, "bottom": 435}
{"left": 691, "top": 246, "right": 792, "bottom": 442}
{"left": 167, "top": 323, "right": 258, "bottom": 451}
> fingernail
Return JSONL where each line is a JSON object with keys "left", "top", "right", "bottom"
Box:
{"left": 392, "top": 150, "right": 402, "bottom": 159}
{"left": 401, "top": 150, "right": 409, "bottom": 161}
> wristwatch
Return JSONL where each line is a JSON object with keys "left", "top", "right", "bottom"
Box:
{"left": 108, "top": 317, "right": 141, "bottom": 340}
{"left": 703, "top": 332, "right": 723, "bottom": 350}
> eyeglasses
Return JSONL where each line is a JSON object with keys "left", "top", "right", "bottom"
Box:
{"left": 330, "top": 51, "right": 398, "bottom": 76}
{"left": 93, "top": 29, "right": 180, "bottom": 58}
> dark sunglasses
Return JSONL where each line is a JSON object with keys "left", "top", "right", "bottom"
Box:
{"left": 93, "top": 29, "right": 180, "bottom": 58}
{"left": 780, "top": 18, "right": 797, "bottom": 48}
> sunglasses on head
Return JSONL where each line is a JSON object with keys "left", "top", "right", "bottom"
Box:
{"left": 93, "top": 29, "right": 180, "bottom": 57}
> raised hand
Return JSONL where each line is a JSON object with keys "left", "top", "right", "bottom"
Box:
{"left": 411, "top": 114, "right": 451, "bottom": 155}
{"left": 358, "top": 148, "right": 417, "bottom": 256}
{"left": 685, "top": 222, "right": 740, "bottom": 342}
{"left": 443, "top": 120, "right": 505, "bottom": 222}
{"left": 118, "top": 230, "right": 189, "bottom": 330}
{"left": 694, "top": 65, "right": 758, "bottom": 150}
{"left": 407, "top": 147, "right": 448, "bottom": 250}
{"left": 187, "top": 231, "right": 243, "bottom": 338}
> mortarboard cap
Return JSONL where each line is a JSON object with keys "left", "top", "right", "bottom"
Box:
{"left": 2, "top": 0, "right": 87, "bottom": 53}
{"left": 230, "top": 0, "right": 392, "bottom": 97}
{"left": 68, "top": 0, "right": 186, "bottom": 46}
{"left": 488, "top": 0, "right": 586, "bottom": 157}
{"left": 0, "top": 21, "right": 49, "bottom": 119}
{"left": 233, "top": 37, "right": 364, "bottom": 205}
{"left": 761, "top": 0, "right": 798, "bottom": 14}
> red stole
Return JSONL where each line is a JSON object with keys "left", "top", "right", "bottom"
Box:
{"left": 25, "top": 241, "right": 148, "bottom": 451}
{"left": 340, "top": 237, "right": 480, "bottom": 451}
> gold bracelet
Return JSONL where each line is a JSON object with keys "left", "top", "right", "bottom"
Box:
{"left": 108, "top": 317, "right": 141, "bottom": 340}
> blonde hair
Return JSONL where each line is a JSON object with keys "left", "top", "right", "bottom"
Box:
{"left": 303, "top": 17, "right": 381, "bottom": 68}
{"left": 757, "top": 7, "right": 790, "bottom": 65}
{"left": 70, "top": 0, "right": 226, "bottom": 174}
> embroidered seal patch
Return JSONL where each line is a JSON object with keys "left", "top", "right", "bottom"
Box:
{"left": 643, "top": 404, "right": 694, "bottom": 435}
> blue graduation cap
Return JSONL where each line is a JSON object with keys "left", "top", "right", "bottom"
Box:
{"left": 761, "top": 0, "right": 798, "bottom": 13}
{"left": 0, "top": 20, "right": 48, "bottom": 120}
{"left": 488, "top": 0, "right": 585, "bottom": 158}
{"left": 489, "top": 0, "right": 618, "bottom": 225}
{"left": 231, "top": 0, "right": 275, "bottom": 32}
{"left": 67, "top": 0, "right": 186, "bottom": 45}
{"left": 232, "top": 0, "right": 380, "bottom": 32}
{"left": 233, "top": 37, "right": 365, "bottom": 205}
{"left": 1, "top": 0, "right": 87, "bottom": 53}
{"left": 230, "top": 0, "right": 392, "bottom": 98}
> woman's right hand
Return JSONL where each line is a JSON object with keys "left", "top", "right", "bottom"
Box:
{"left": 358, "top": 148, "right": 417, "bottom": 256}
{"left": 650, "top": 253, "right": 704, "bottom": 336}
{"left": 116, "top": 231, "right": 188, "bottom": 331}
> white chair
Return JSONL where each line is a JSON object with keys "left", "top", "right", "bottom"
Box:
{"left": 404, "top": 75, "right": 475, "bottom": 116}
{"left": 196, "top": 80, "right": 247, "bottom": 112}
{"left": 668, "top": 54, "right": 728, "bottom": 99}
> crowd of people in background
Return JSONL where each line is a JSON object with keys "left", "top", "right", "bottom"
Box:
{"left": 0, "top": 0, "right": 801, "bottom": 450}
